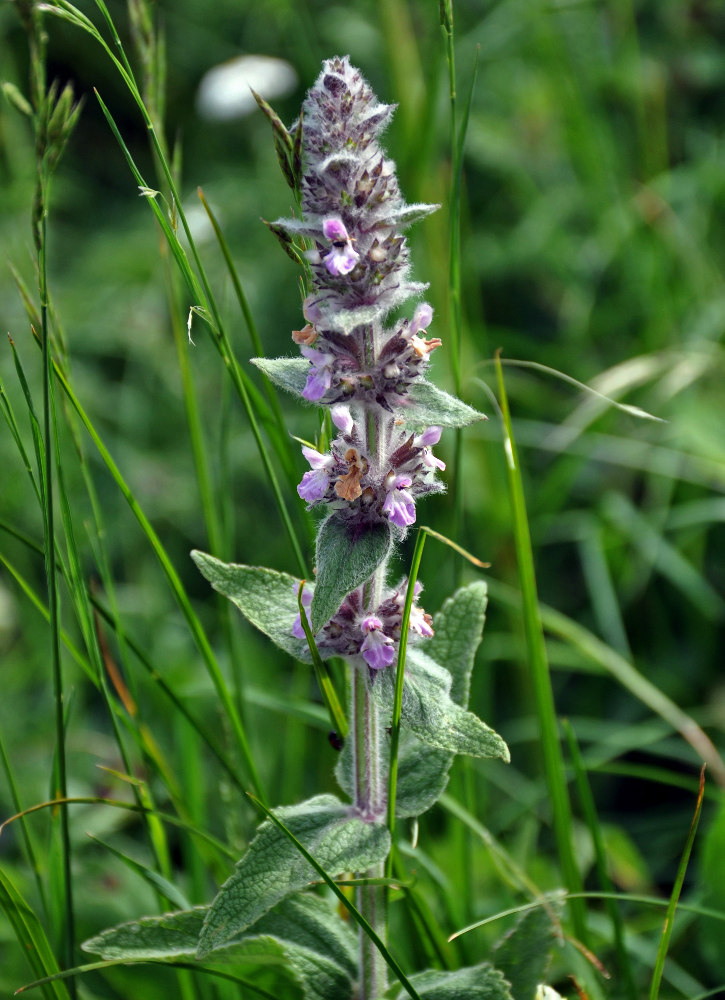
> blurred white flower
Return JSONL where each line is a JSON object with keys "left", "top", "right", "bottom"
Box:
{"left": 535, "top": 986, "right": 567, "bottom": 1000}
{"left": 196, "top": 55, "right": 297, "bottom": 121}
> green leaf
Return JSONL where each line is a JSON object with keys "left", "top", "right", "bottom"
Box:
{"left": 403, "top": 381, "right": 486, "bottom": 430}
{"left": 247, "top": 363, "right": 486, "bottom": 434}
{"left": 324, "top": 283, "right": 428, "bottom": 334}
{"left": 250, "top": 357, "right": 308, "bottom": 399}
{"left": 492, "top": 904, "right": 561, "bottom": 1000}
{"left": 269, "top": 216, "right": 323, "bottom": 239}
{"left": 311, "top": 516, "right": 392, "bottom": 632}
{"left": 83, "top": 893, "right": 357, "bottom": 1000}
{"left": 197, "top": 793, "right": 390, "bottom": 957}
{"left": 389, "top": 963, "right": 513, "bottom": 1000}
{"left": 394, "top": 737, "right": 453, "bottom": 819}
{"left": 191, "top": 551, "right": 310, "bottom": 661}
{"left": 371, "top": 203, "right": 440, "bottom": 229}
{"left": 426, "top": 581, "right": 488, "bottom": 706}
{"left": 372, "top": 650, "right": 509, "bottom": 761}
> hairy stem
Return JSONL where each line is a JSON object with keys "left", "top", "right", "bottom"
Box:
{"left": 352, "top": 664, "right": 387, "bottom": 998}
{"left": 352, "top": 322, "right": 390, "bottom": 999}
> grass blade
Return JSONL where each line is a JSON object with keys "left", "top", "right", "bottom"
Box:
{"left": 86, "top": 834, "right": 191, "bottom": 911}
{"left": 48, "top": 357, "right": 266, "bottom": 803}
{"left": 649, "top": 765, "right": 706, "bottom": 1000}
{"left": 14, "top": 960, "right": 280, "bottom": 1000}
{"left": 246, "top": 793, "right": 422, "bottom": 1000}
{"left": 485, "top": 576, "right": 725, "bottom": 788}
{"left": 93, "top": 87, "right": 307, "bottom": 577}
{"left": 386, "top": 527, "right": 426, "bottom": 879}
{"left": 494, "top": 351, "right": 587, "bottom": 942}
{"left": 563, "top": 720, "right": 638, "bottom": 1000}
{"left": 296, "top": 582, "right": 347, "bottom": 739}
{"left": 0, "top": 865, "right": 71, "bottom": 1000}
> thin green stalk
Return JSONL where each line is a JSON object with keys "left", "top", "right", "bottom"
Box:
{"left": 49, "top": 357, "right": 267, "bottom": 803}
{"left": 38, "top": 185, "right": 76, "bottom": 991}
{"left": 386, "top": 528, "right": 426, "bottom": 878}
{"left": 0, "top": 362, "right": 43, "bottom": 506}
{"left": 441, "top": 3, "right": 479, "bottom": 597}
{"left": 0, "top": 531, "right": 246, "bottom": 801}
{"left": 494, "top": 352, "right": 587, "bottom": 943}
{"left": 197, "top": 187, "right": 293, "bottom": 467}
{"left": 649, "top": 766, "right": 705, "bottom": 1000}
{"left": 0, "top": 729, "right": 48, "bottom": 916}
{"left": 563, "top": 721, "right": 638, "bottom": 1000}
{"left": 92, "top": 87, "right": 307, "bottom": 577}
{"left": 297, "top": 582, "right": 348, "bottom": 739}
{"left": 0, "top": 797, "right": 237, "bottom": 862}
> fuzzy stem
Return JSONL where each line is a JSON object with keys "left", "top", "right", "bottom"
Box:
{"left": 352, "top": 321, "right": 390, "bottom": 999}
{"left": 352, "top": 664, "right": 387, "bottom": 998}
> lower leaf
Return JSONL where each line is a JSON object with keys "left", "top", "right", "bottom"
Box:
{"left": 388, "top": 963, "right": 514, "bottom": 999}
{"left": 197, "top": 793, "right": 390, "bottom": 958}
{"left": 82, "top": 892, "right": 357, "bottom": 1000}
{"left": 492, "top": 902, "right": 563, "bottom": 1000}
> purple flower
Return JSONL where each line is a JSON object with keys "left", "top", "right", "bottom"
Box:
{"left": 322, "top": 217, "right": 359, "bottom": 276}
{"left": 360, "top": 615, "right": 395, "bottom": 669}
{"left": 409, "top": 605, "right": 434, "bottom": 638}
{"left": 415, "top": 426, "right": 442, "bottom": 448}
{"left": 382, "top": 474, "right": 416, "bottom": 528}
{"left": 410, "top": 302, "right": 433, "bottom": 335}
{"left": 292, "top": 586, "right": 314, "bottom": 639}
{"left": 301, "top": 345, "right": 334, "bottom": 401}
{"left": 414, "top": 426, "right": 446, "bottom": 471}
{"left": 331, "top": 404, "right": 354, "bottom": 436}
{"left": 297, "top": 446, "right": 333, "bottom": 503}
{"left": 302, "top": 295, "right": 324, "bottom": 325}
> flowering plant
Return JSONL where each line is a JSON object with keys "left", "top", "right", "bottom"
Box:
{"left": 81, "top": 56, "right": 564, "bottom": 1000}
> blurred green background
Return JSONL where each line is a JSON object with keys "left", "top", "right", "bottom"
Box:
{"left": 2, "top": 1, "right": 725, "bottom": 996}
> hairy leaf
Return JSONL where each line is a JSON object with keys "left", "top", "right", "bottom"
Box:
{"left": 191, "top": 551, "right": 310, "bottom": 661}
{"left": 492, "top": 903, "right": 562, "bottom": 1000}
{"left": 269, "top": 216, "right": 324, "bottom": 238}
{"left": 83, "top": 893, "right": 357, "bottom": 1000}
{"left": 389, "top": 963, "right": 514, "bottom": 999}
{"left": 311, "top": 515, "right": 391, "bottom": 632}
{"left": 324, "top": 283, "right": 429, "bottom": 334}
{"left": 371, "top": 202, "right": 440, "bottom": 229}
{"left": 248, "top": 361, "right": 485, "bottom": 438}
{"left": 197, "top": 794, "right": 390, "bottom": 957}
{"left": 373, "top": 650, "right": 509, "bottom": 761}
{"left": 426, "top": 581, "right": 488, "bottom": 706}
{"left": 393, "top": 736, "right": 453, "bottom": 818}
{"left": 250, "top": 357, "right": 308, "bottom": 398}
{"left": 403, "top": 381, "right": 485, "bottom": 430}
